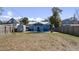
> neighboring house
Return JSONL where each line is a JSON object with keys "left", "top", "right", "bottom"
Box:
{"left": 28, "top": 21, "right": 50, "bottom": 32}
{"left": 78, "top": 21, "right": 79, "bottom": 24}
{"left": 7, "top": 18, "right": 18, "bottom": 25}
{"left": 6, "top": 17, "right": 27, "bottom": 32}
{"left": 62, "top": 17, "right": 79, "bottom": 24}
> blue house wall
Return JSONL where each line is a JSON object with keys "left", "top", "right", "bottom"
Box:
{"left": 28, "top": 23, "right": 50, "bottom": 32}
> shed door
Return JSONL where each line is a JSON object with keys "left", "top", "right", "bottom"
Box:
{"left": 37, "top": 26, "right": 40, "bottom": 32}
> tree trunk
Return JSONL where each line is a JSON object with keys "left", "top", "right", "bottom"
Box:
{"left": 50, "top": 25, "right": 53, "bottom": 33}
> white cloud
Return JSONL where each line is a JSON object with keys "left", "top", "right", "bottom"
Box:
{"left": 28, "top": 17, "right": 45, "bottom": 22}
{"left": 0, "top": 15, "right": 45, "bottom": 22}
{"left": 0, "top": 15, "right": 12, "bottom": 18}
{"left": 29, "top": 18, "right": 35, "bottom": 21}
{"left": 0, "top": 15, "right": 12, "bottom": 22}
{"left": 14, "top": 16, "right": 22, "bottom": 20}
{"left": 36, "top": 18, "right": 44, "bottom": 22}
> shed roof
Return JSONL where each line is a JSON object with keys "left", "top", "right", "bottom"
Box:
{"left": 28, "top": 21, "right": 50, "bottom": 25}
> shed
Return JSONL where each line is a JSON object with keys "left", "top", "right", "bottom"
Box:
{"left": 28, "top": 22, "right": 50, "bottom": 32}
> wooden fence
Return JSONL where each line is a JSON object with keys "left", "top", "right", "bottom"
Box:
{"left": 58, "top": 24, "right": 79, "bottom": 36}
{"left": 0, "top": 24, "right": 13, "bottom": 35}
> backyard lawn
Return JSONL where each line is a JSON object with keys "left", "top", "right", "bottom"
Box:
{"left": 0, "top": 32, "right": 79, "bottom": 51}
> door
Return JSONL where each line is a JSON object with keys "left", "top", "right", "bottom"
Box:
{"left": 37, "top": 26, "right": 40, "bottom": 32}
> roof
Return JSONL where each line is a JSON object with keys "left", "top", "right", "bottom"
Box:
{"left": 28, "top": 21, "right": 50, "bottom": 25}
{"left": 7, "top": 18, "right": 18, "bottom": 24}
{"left": 62, "top": 24, "right": 79, "bottom": 26}
{"left": 62, "top": 17, "right": 78, "bottom": 24}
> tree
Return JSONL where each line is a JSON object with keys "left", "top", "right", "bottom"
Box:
{"left": 49, "top": 16, "right": 54, "bottom": 32}
{"left": 21, "top": 17, "right": 29, "bottom": 25}
{"left": 49, "top": 7, "right": 62, "bottom": 32}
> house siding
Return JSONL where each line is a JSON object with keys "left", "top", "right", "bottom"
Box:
{"left": 28, "top": 24, "right": 50, "bottom": 32}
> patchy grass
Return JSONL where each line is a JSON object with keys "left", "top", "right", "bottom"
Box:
{"left": 52, "top": 32, "right": 79, "bottom": 42}
{"left": 0, "top": 32, "right": 79, "bottom": 51}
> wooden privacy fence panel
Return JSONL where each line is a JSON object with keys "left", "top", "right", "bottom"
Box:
{"left": 0, "top": 24, "right": 13, "bottom": 35}
{"left": 59, "top": 24, "right": 79, "bottom": 36}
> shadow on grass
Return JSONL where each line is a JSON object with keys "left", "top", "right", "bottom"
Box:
{"left": 58, "top": 32, "right": 79, "bottom": 37}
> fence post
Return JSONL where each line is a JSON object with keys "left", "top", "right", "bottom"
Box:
{"left": 4, "top": 25, "right": 6, "bottom": 34}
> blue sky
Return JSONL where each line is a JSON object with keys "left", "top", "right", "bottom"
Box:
{"left": 1, "top": 7, "right": 79, "bottom": 20}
